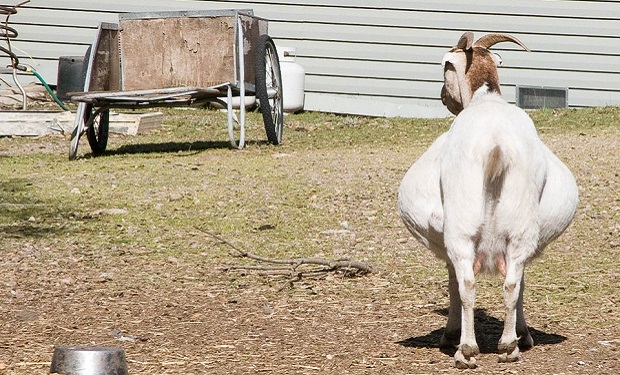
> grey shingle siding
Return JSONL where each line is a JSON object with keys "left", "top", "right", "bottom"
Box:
{"left": 2, "top": 0, "right": 619, "bottom": 117}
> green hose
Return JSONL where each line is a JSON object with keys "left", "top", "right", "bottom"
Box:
{"left": 28, "top": 67, "right": 70, "bottom": 111}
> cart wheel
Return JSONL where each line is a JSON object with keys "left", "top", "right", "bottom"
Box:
{"left": 84, "top": 104, "right": 109, "bottom": 156}
{"left": 255, "top": 34, "right": 283, "bottom": 145}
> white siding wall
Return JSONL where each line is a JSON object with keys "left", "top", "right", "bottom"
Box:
{"left": 2, "top": 0, "right": 619, "bottom": 117}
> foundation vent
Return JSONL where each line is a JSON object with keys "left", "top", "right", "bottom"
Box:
{"left": 516, "top": 86, "right": 568, "bottom": 109}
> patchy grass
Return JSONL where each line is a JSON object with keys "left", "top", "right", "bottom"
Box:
{"left": 1, "top": 106, "right": 619, "bottom": 374}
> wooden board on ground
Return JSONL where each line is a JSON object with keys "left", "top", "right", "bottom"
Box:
{"left": 0, "top": 111, "right": 162, "bottom": 136}
{"left": 0, "top": 111, "right": 74, "bottom": 136}
{"left": 109, "top": 112, "right": 163, "bottom": 135}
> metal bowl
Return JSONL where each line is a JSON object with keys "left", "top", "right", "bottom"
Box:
{"left": 50, "top": 346, "right": 128, "bottom": 375}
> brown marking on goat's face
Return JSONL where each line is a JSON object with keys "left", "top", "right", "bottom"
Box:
{"left": 468, "top": 47, "right": 501, "bottom": 95}
{"left": 441, "top": 46, "right": 501, "bottom": 115}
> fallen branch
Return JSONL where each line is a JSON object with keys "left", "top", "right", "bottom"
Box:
{"left": 198, "top": 229, "right": 373, "bottom": 278}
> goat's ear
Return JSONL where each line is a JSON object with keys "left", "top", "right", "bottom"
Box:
{"left": 491, "top": 53, "right": 502, "bottom": 66}
{"left": 442, "top": 52, "right": 459, "bottom": 67}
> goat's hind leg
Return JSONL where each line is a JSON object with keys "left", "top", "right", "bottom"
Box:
{"left": 450, "top": 255, "right": 479, "bottom": 369}
{"left": 516, "top": 275, "right": 534, "bottom": 351}
{"left": 498, "top": 258, "right": 529, "bottom": 363}
{"left": 440, "top": 264, "right": 462, "bottom": 348}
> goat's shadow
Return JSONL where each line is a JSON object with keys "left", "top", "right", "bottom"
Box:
{"left": 397, "top": 308, "right": 566, "bottom": 355}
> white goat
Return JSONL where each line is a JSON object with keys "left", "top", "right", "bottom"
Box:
{"left": 398, "top": 32, "right": 578, "bottom": 368}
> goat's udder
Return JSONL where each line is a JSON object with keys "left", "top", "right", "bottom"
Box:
{"left": 496, "top": 255, "right": 507, "bottom": 277}
{"left": 473, "top": 255, "right": 484, "bottom": 275}
{"left": 473, "top": 252, "right": 507, "bottom": 277}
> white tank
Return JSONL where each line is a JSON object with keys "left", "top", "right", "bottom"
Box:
{"left": 277, "top": 46, "right": 305, "bottom": 113}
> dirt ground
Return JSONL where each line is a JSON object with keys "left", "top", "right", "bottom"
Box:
{"left": 1, "top": 110, "right": 619, "bottom": 374}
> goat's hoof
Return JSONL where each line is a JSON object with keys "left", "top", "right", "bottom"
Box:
{"left": 454, "top": 344, "right": 478, "bottom": 369}
{"left": 498, "top": 340, "right": 520, "bottom": 363}
{"left": 498, "top": 352, "right": 520, "bottom": 363}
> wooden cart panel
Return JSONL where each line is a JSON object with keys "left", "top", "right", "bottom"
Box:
{"left": 86, "top": 10, "right": 268, "bottom": 93}
{"left": 120, "top": 11, "right": 267, "bottom": 91}
{"left": 88, "top": 23, "right": 121, "bottom": 93}
{"left": 121, "top": 16, "right": 235, "bottom": 90}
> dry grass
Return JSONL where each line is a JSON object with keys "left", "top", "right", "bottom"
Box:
{"left": 0, "top": 106, "right": 619, "bottom": 374}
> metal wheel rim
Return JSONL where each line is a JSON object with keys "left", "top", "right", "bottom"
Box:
{"left": 265, "top": 44, "right": 283, "bottom": 142}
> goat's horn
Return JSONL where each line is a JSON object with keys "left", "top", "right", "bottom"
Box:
{"left": 456, "top": 32, "right": 474, "bottom": 50}
{"left": 473, "top": 33, "right": 531, "bottom": 52}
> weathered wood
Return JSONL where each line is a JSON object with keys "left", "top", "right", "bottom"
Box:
{"left": 88, "top": 23, "right": 121, "bottom": 92}
{"left": 108, "top": 112, "right": 163, "bottom": 135}
{"left": 69, "top": 86, "right": 224, "bottom": 101}
{"left": 117, "top": 12, "right": 265, "bottom": 91}
{"left": 0, "top": 111, "right": 162, "bottom": 136}
{"left": 0, "top": 111, "right": 74, "bottom": 136}
{"left": 119, "top": 16, "right": 236, "bottom": 90}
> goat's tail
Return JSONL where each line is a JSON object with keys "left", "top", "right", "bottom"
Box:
{"left": 479, "top": 145, "right": 510, "bottom": 270}
{"left": 483, "top": 145, "right": 508, "bottom": 184}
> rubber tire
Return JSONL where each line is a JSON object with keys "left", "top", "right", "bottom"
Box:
{"left": 255, "top": 34, "right": 283, "bottom": 145}
{"left": 84, "top": 104, "right": 109, "bottom": 156}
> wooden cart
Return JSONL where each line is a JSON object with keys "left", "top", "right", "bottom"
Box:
{"left": 69, "top": 10, "right": 283, "bottom": 159}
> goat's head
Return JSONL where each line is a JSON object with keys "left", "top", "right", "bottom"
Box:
{"left": 440, "top": 32, "right": 530, "bottom": 115}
